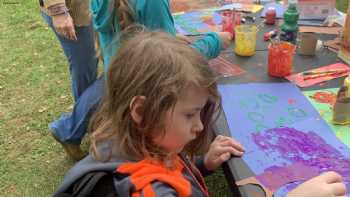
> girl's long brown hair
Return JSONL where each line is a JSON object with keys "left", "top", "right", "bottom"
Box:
{"left": 90, "top": 29, "right": 221, "bottom": 163}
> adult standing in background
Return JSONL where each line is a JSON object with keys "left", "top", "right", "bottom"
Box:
{"left": 40, "top": 0, "right": 98, "bottom": 161}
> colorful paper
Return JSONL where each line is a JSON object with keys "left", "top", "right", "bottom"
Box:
{"left": 170, "top": 0, "right": 220, "bottom": 13}
{"left": 173, "top": 10, "right": 222, "bottom": 35}
{"left": 303, "top": 88, "right": 350, "bottom": 147}
{"left": 241, "top": 4, "right": 263, "bottom": 13}
{"left": 219, "top": 83, "right": 350, "bottom": 195}
{"left": 285, "top": 63, "right": 350, "bottom": 88}
{"left": 209, "top": 55, "right": 246, "bottom": 77}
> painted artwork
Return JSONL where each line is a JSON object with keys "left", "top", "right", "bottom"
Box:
{"left": 303, "top": 88, "right": 350, "bottom": 148}
{"left": 170, "top": 0, "right": 221, "bottom": 13}
{"left": 173, "top": 10, "right": 222, "bottom": 35}
{"left": 219, "top": 83, "right": 350, "bottom": 196}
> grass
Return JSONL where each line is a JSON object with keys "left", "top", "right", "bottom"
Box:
{"left": 0, "top": 0, "right": 348, "bottom": 196}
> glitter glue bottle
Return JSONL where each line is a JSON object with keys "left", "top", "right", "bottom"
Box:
{"left": 265, "top": 7, "right": 276, "bottom": 25}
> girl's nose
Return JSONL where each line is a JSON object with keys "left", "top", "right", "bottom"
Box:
{"left": 193, "top": 117, "right": 204, "bottom": 132}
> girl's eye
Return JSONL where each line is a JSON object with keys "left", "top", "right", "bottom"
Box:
{"left": 185, "top": 113, "right": 195, "bottom": 119}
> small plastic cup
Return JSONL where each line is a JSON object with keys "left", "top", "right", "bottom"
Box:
{"left": 268, "top": 41, "right": 296, "bottom": 77}
{"left": 221, "top": 10, "right": 241, "bottom": 38}
{"left": 234, "top": 25, "right": 257, "bottom": 56}
{"left": 221, "top": 10, "right": 234, "bottom": 34}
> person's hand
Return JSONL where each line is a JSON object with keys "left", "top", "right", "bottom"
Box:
{"left": 204, "top": 135, "right": 244, "bottom": 171}
{"left": 52, "top": 13, "right": 77, "bottom": 40}
{"left": 217, "top": 32, "right": 232, "bottom": 49}
{"left": 286, "top": 171, "right": 347, "bottom": 197}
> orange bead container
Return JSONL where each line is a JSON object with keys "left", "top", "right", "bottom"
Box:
{"left": 268, "top": 42, "right": 296, "bottom": 77}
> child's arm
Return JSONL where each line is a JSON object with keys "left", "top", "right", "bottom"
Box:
{"left": 204, "top": 135, "right": 245, "bottom": 171}
{"left": 286, "top": 171, "right": 347, "bottom": 197}
{"left": 142, "top": 0, "right": 231, "bottom": 60}
{"left": 191, "top": 32, "right": 232, "bottom": 60}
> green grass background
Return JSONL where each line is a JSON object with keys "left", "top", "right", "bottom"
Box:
{"left": 0, "top": 0, "right": 348, "bottom": 196}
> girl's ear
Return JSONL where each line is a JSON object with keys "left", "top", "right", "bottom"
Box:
{"left": 129, "top": 96, "right": 146, "bottom": 125}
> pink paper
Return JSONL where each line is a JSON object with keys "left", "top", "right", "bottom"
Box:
{"left": 285, "top": 63, "right": 350, "bottom": 87}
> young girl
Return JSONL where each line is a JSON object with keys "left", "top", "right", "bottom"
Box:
{"left": 51, "top": 0, "right": 231, "bottom": 159}
{"left": 54, "top": 31, "right": 347, "bottom": 197}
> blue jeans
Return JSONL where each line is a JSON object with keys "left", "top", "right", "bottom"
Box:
{"left": 42, "top": 12, "right": 102, "bottom": 144}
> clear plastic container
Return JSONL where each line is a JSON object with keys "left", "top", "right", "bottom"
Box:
{"left": 268, "top": 41, "right": 296, "bottom": 77}
{"left": 234, "top": 25, "right": 257, "bottom": 56}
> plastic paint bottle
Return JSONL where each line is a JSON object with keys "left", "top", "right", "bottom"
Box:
{"left": 280, "top": 0, "right": 299, "bottom": 43}
{"left": 265, "top": 7, "right": 276, "bottom": 25}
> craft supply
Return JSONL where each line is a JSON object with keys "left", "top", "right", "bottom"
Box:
{"left": 268, "top": 41, "right": 296, "bottom": 77}
{"left": 265, "top": 7, "right": 276, "bottom": 25}
{"left": 332, "top": 86, "right": 350, "bottom": 125}
{"left": 302, "top": 69, "right": 350, "bottom": 76}
{"left": 263, "top": 30, "right": 278, "bottom": 41}
{"left": 298, "top": 33, "right": 317, "bottom": 56}
{"left": 221, "top": 10, "right": 241, "bottom": 38}
{"left": 303, "top": 70, "right": 349, "bottom": 81}
{"left": 234, "top": 25, "right": 257, "bottom": 56}
{"left": 285, "top": 63, "right": 350, "bottom": 88}
{"left": 221, "top": 10, "right": 234, "bottom": 35}
{"left": 280, "top": 2, "right": 299, "bottom": 43}
{"left": 261, "top": 2, "right": 285, "bottom": 18}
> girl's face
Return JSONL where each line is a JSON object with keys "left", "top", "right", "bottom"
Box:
{"left": 153, "top": 85, "right": 209, "bottom": 154}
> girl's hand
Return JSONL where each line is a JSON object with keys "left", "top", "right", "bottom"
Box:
{"left": 204, "top": 135, "right": 244, "bottom": 171}
{"left": 217, "top": 32, "right": 232, "bottom": 49}
{"left": 286, "top": 171, "right": 347, "bottom": 197}
{"left": 52, "top": 14, "right": 77, "bottom": 40}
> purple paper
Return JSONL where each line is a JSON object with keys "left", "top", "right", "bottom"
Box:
{"left": 218, "top": 83, "right": 350, "bottom": 195}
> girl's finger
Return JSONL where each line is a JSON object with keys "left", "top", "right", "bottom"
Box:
{"left": 219, "top": 152, "right": 231, "bottom": 162}
{"left": 330, "top": 183, "right": 347, "bottom": 196}
{"left": 219, "top": 137, "right": 245, "bottom": 152}
{"left": 321, "top": 171, "right": 342, "bottom": 184}
{"left": 214, "top": 146, "right": 244, "bottom": 157}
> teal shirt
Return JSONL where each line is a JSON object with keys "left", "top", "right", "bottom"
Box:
{"left": 91, "top": 0, "right": 222, "bottom": 71}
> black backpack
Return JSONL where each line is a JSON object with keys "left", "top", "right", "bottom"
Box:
{"left": 54, "top": 171, "right": 118, "bottom": 197}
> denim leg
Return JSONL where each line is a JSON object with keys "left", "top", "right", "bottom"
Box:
{"left": 42, "top": 13, "right": 101, "bottom": 144}
{"left": 50, "top": 76, "right": 104, "bottom": 144}
{"left": 41, "top": 12, "right": 98, "bottom": 100}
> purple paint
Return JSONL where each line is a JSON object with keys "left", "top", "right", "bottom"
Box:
{"left": 256, "top": 162, "right": 319, "bottom": 190}
{"left": 252, "top": 127, "right": 350, "bottom": 191}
